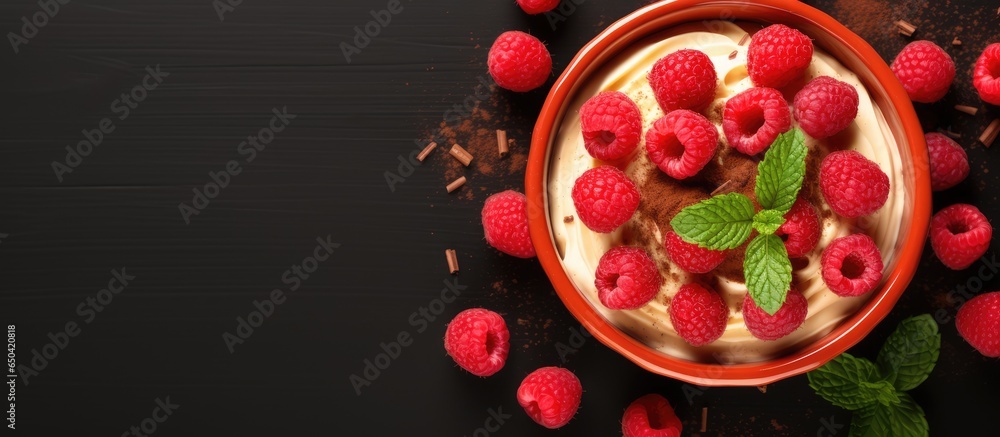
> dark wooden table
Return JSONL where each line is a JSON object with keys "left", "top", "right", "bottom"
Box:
{"left": 1, "top": 0, "right": 998, "bottom": 435}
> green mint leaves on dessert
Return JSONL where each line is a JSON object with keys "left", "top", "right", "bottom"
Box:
{"left": 756, "top": 129, "right": 807, "bottom": 214}
{"left": 876, "top": 314, "right": 941, "bottom": 392}
{"left": 670, "top": 128, "right": 808, "bottom": 315}
{"left": 744, "top": 234, "right": 792, "bottom": 314}
{"left": 669, "top": 192, "right": 755, "bottom": 250}
{"left": 752, "top": 209, "right": 786, "bottom": 235}
{"left": 808, "top": 315, "right": 940, "bottom": 437}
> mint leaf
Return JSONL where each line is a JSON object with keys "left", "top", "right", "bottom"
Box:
{"left": 670, "top": 193, "right": 755, "bottom": 250}
{"left": 756, "top": 129, "right": 807, "bottom": 214}
{"left": 752, "top": 209, "right": 786, "bottom": 235}
{"left": 849, "top": 392, "right": 928, "bottom": 437}
{"left": 807, "top": 353, "right": 891, "bottom": 411}
{"left": 876, "top": 314, "right": 941, "bottom": 392}
{"left": 743, "top": 234, "right": 792, "bottom": 314}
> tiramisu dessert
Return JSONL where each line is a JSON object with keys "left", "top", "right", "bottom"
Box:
{"left": 547, "top": 21, "right": 905, "bottom": 363}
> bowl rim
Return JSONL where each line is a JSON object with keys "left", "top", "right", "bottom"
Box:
{"left": 525, "top": 0, "right": 931, "bottom": 386}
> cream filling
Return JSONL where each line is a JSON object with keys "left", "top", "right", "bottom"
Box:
{"left": 546, "top": 21, "right": 905, "bottom": 363}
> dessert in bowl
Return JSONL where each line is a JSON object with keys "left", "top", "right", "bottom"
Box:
{"left": 525, "top": 0, "right": 930, "bottom": 386}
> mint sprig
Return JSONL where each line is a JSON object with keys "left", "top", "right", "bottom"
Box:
{"left": 744, "top": 234, "right": 792, "bottom": 314}
{"left": 756, "top": 128, "right": 807, "bottom": 213}
{"left": 669, "top": 193, "right": 754, "bottom": 250}
{"left": 876, "top": 314, "right": 941, "bottom": 391}
{"left": 851, "top": 393, "right": 928, "bottom": 437}
{"left": 670, "top": 129, "right": 808, "bottom": 315}
{"left": 808, "top": 315, "right": 940, "bottom": 437}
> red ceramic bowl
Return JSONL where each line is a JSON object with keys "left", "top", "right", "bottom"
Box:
{"left": 526, "top": 0, "right": 931, "bottom": 386}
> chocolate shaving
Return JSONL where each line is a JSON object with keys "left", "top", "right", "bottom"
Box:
{"left": 700, "top": 407, "right": 708, "bottom": 432}
{"left": 563, "top": 215, "right": 574, "bottom": 223}
{"left": 497, "top": 129, "right": 509, "bottom": 157}
{"left": 894, "top": 20, "right": 917, "bottom": 37}
{"left": 738, "top": 32, "right": 750, "bottom": 46}
{"left": 446, "top": 176, "right": 466, "bottom": 193}
{"left": 445, "top": 249, "right": 459, "bottom": 274}
{"left": 955, "top": 105, "right": 978, "bottom": 116}
{"left": 941, "top": 130, "right": 961, "bottom": 139}
{"left": 417, "top": 142, "right": 437, "bottom": 162}
{"left": 728, "top": 50, "right": 738, "bottom": 60}
{"left": 980, "top": 119, "right": 1000, "bottom": 148}
{"left": 449, "top": 144, "right": 474, "bottom": 166}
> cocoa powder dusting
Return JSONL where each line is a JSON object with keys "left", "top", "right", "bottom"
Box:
{"left": 424, "top": 93, "right": 531, "bottom": 201}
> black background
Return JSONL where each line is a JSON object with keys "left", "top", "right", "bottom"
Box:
{"left": 1, "top": 0, "right": 999, "bottom": 435}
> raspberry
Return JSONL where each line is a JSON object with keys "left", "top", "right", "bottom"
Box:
{"left": 722, "top": 87, "right": 792, "bottom": 155}
{"left": 517, "top": 366, "right": 582, "bottom": 429}
{"left": 487, "top": 31, "right": 552, "bottom": 92}
{"left": 621, "top": 394, "right": 683, "bottom": 437}
{"left": 663, "top": 231, "right": 726, "bottom": 274}
{"left": 793, "top": 76, "right": 859, "bottom": 139}
{"left": 776, "top": 198, "right": 821, "bottom": 258}
{"left": 973, "top": 43, "right": 1000, "bottom": 105}
{"left": 742, "top": 287, "right": 808, "bottom": 341}
{"left": 747, "top": 24, "right": 814, "bottom": 88}
{"left": 645, "top": 110, "right": 719, "bottom": 179}
{"left": 821, "top": 234, "right": 884, "bottom": 297}
{"left": 571, "top": 166, "right": 640, "bottom": 233}
{"left": 580, "top": 91, "right": 643, "bottom": 162}
{"left": 668, "top": 283, "right": 729, "bottom": 347}
{"left": 595, "top": 246, "right": 662, "bottom": 310}
{"left": 516, "top": 0, "right": 560, "bottom": 14}
{"left": 956, "top": 291, "right": 1000, "bottom": 357}
{"left": 819, "top": 151, "right": 890, "bottom": 218}
{"left": 930, "top": 204, "right": 992, "bottom": 270}
{"left": 925, "top": 133, "right": 969, "bottom": 191}
{"left": 481, "top": 190, "right": 536, "bottom": 258}
{"left": 648, "top": 49, "right": 718, "bottom": 112}
{"left": 890, "top": 41, "right": 955, "bottom": 103}
{"left": 444, "top": 308, "right": 510, "bottom": 377}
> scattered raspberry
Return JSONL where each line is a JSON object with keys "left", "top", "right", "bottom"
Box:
{"left": 571, "top": 166, "right": 640, "bottom": 233}
{"left": 890, "top": 41, "right": 955, "bottom": 103}
{"left": 925, "top": 133, "right": 969, "bottom": 191}
{"left": 517, "top": 366, "right": 582, "bottom": 429}
{"left": 793, "top": 76, "right": 859, "bottom": 139}
{"left": 595, "top": 246, "right": 662, "bottom": 310}
{"left": 973, "top": 43, "right": 1000, "bottom": 105}
{"left": 481, "top": 190, "right": 536, "bottom": 258}
{"left": 516, "top": 0, "right": 560, "bottom": 15}
{"left": 645, "top": 110, "right": 719, "bottom": 180}
{"left": 776, "top": 198, "right": 821, "bottom": 258}
{"left": 722, "top": 87, "right": 792, "bottom": 155}
{"left": 930, "top": 204, "right": 993, "bottom": 270}
{"left": 747, "top": 24, "right": 814, "bottom": 88}
{"left": 664, "top": 231, "right": 726, "bottom": 274}
{"left": 444, "top": 308, "right": 510, "bottom": 377}
{"left": 668, "top": 283, "right": 729, "bottom": 347}
{"left": 819, "top": 151, "right": 890, "bottom": 218}
{"left": 580, "top": 91, "right": 643, "bottom": 162}
{"left": 621, "top": 394, "right": 683, "bottom": 437}
{"left": 742, "top": 287, "right": 808, "bottom": 341}
{"left": 648, "top": 49, "right": 718, "bottom": 112}
{"left": 956, "top": 291, "right": 1000, "bottom": 357}
{"left": 821, "top": 234, "right": 884, "bottom": 297}
{"left": 487, "top": 31, "right": 552, "bottom": 92}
